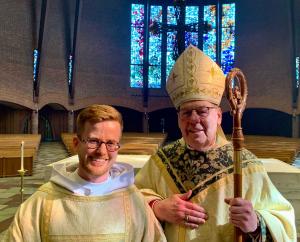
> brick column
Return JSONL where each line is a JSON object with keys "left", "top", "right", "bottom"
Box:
{"left": 143, "top": 110, "right": 149, "bottom": 133}
{"left": 31, "top": 110, "right": 39, "bottom": 134}
{"left": 292, "top": 109, "right": 299, "bottom": 138}
{"left": 68, "top": 110, "right": 74, "bottom": 133}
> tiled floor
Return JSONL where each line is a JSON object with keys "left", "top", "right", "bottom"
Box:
{"left": 0, "top": 142, "right": 69, "bottom": 239}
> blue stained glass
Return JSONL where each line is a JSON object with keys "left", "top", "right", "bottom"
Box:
{"left": 33, "top": 49, "right": 39, "bottom": 82}
{"left": 130, "top": 65, "right": 143, "bottom": 88}
{"left": 222, "top": 4, "right": 235, "bottom": 27}
{"left": 166, "top": 32, "right": 176, "bottom": 76}
{"left": 149, "top": 66, "right": 161, "bottom": 88}
{"left": 203, "top": 5, "right": 216, "bottom": 28}
{"left": 68, "top": 54, "right": 73, "bottom": 85}
{"left": 185, "top": 6, "right": 198, "bottom": 24}
{"left": 166, "top": 6, "right": 177, "bottom": 78}
{"left": 130, "top": 4, "right": 144, "bottom": 88}
{"left": 203, "top": 5, "right": 217, "bottom": 61}
{"left": 149, "top": 6, "right": 162, "bottom": 88}
{"left": 149, "top": 5, "right": 162, "bottom": 67}
{"left": 185, "top": 6, "right": 199, "bottom": 47}
{"left": 185, "top": 32, "right": 198, "bottom": 47}
{"left": 148, "top": 42, "right": 161, "bottom": 65}
{"left": 167, "top": 6, "right": 176, "bottom": 25}
{"left": 221, "top": 3, "right": 235, "bottom": 74}
{"left": 296, "top": 56, "right": 300, "bottom": 88}
{"left": 129, "top": 2, "right": 236, "bottom": 88}
{"left": 131, "top": 28, "right": 144, "bottom": 64}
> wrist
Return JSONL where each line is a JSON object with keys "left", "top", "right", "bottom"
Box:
{"left": 248, "top": 215, "right": 261, "bottom": 237}
{"left": 149, "top": 199, "right": 160, "bottom": 210}
{"left": 149, "top": 199, "right": 164, "bottom": 222}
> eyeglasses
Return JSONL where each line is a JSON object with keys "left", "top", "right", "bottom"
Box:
{"left": 178, "top": 106, "right": 218, "bottom": 120}
{"left": 79, "top": 138, "right": 121, "bottom": 152}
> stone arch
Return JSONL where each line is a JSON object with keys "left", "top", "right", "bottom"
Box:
{"left": 0, "top": 101, "right": 32, "bottom": 134}
{"left": 39, "top": 103, "right": 68, "bottom": 141}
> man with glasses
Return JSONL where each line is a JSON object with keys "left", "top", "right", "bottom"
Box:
{"left": 135, "top": 45, "right": 296, "bottom": 241}
{"left": 5, "top": 104, "right": 166, "bottom": 242}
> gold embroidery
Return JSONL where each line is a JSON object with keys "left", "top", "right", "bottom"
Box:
{"left": 183, "top": 180, "right": 195, "bottom": 190}
{"left": 41, "top": 193, "right": 54, "bottom": 242}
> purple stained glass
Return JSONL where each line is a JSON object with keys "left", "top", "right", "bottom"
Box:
{"left": 203, "top": 5, "right": 217, "bottom": 61}
{"left": 221, "top": 3, "right": 235, "bottom": 74}
{"left": 130, "top": 4, "right": 144, "bottom": 88}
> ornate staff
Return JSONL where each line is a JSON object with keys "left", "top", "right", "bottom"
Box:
{"left": 225, "top": 68, "right": 248, "bottom": 242}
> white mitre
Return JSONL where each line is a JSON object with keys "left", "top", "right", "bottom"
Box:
{"left": 166, "top": 45, "right": 225, "bottom": 108}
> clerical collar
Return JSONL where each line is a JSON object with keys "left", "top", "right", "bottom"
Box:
{"left": 50, "top": 162, "right": 134, "bottom": 196}
{"left": 74, "top": 171, "right": 111, "bottom": 186}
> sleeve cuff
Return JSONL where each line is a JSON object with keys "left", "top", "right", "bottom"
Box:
{"left": 247, "top": 212, "right": 268, "bottom": 241}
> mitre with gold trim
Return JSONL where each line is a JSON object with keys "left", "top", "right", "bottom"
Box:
{"left": 166, "top": 45, "right": 225, "bottom": 108}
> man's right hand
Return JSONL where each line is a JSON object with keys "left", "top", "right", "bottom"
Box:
{"left": 153, "top": 190, "right": 208, "bottom": 229}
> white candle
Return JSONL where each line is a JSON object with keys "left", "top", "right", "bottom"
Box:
{"left": 21, "top": 141, "right": 24, "bottom": 170}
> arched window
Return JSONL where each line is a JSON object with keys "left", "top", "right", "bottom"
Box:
{"left": 296, "top": 56, "right": 299, "bottom": 89}
{"left": 130, "top": 0, "right": 236, "bottom": 89}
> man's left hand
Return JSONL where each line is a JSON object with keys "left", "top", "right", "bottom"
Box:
{"left": 224, "top": 197, "right": 258, "bottom": 233}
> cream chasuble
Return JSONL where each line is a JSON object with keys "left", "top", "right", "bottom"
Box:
{"left": 5, "top": 162, "right": 166, "bottom": 242}
{"left": 135, "top": 138, "right": 297, "bottom": 242}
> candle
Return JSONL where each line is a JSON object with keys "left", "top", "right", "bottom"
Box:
{"left": 21, "top": 141, "right": 24, "bottom": 170}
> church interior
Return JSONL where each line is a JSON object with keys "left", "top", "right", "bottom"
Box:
{"left": 0, "top": 0, "right": 300, "bottom": 240}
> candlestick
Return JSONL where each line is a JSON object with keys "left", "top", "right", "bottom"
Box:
{"left": 18, "top": 169, "right": 27, "bottom": 203}
{"left": 21, "top": 141, "right": 24, "bottom": 170}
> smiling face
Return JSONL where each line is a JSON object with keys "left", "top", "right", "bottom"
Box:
{"left": 178, "top": 100, "right": 222, "bottom": 151}
{"left": 73, "top": 120, "right": 122, "bottom": 183}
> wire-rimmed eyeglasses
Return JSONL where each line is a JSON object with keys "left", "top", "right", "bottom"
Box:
{"left": 79, "top": 138, "right": 121, "bottom": 152}
{"left": 178, "top": 106, "right": 218, "bottom": 120}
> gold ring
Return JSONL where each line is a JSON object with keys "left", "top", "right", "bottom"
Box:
{"left": 185, "top": 214, "right": 189, "bottom": 222}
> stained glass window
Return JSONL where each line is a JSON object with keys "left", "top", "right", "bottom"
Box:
{"left": 166, "top": 6, "right": 177, "bottom": 78}
{"left": 296, "top": 56, "right": 300, "bottom": 89}
{"left": 149, "top": 6, "right": 163, "bottom": 88}
{"left": 130, "top": 4, "right": 144, "bottom": 88}
{"left": 33, "top": 49, "right": 39, "bottom": 82}
{"left": 221, "top": 3, "right": 236, "bottom": 74}
{"left": 203, "top": 5, "right": 217, "bottom": 61}
{"left": 185, "top": 6, "right": 199, "bottom": 47}
{"left": 130, "top": 1, "right": 236, "bottom": 88}
{"left": 68, "top": 54, "right": 73, "bottom": 85}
